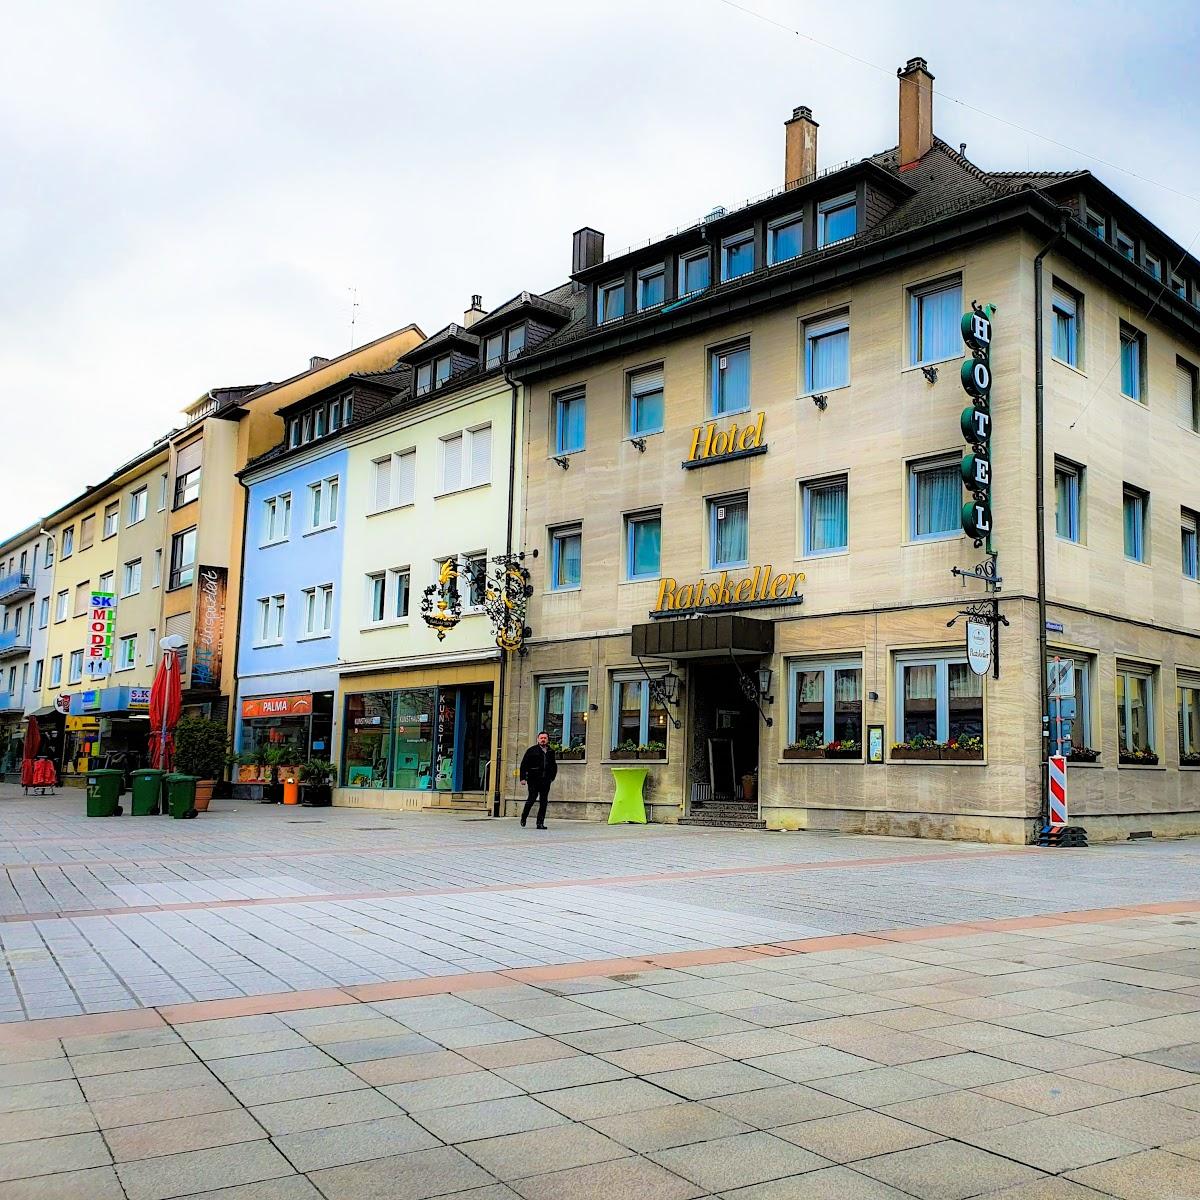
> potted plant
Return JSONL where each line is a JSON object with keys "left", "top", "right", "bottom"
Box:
{"left": 298, "top": 758, "right": 334, "bottom": 806}
{"left": 214, "top": 746, "right": 238, "bottom": 798}
{"left": 173, "top": 716, "right": 228, "bottom": 811}
{"left": 640, "top": 740, "right": 666, "bottom": 761}
{"left": 942, "top": 735, "right": 984, "bottom": 761}
{"left": 551, "top": 741, "right": 585, "bottom": 762}
{"left": 824, "top": 739, "right": 861, "bottom": 759}
{"left": 263, "top": 746, "right": 289, "bottom": 802}
{"left": 1119, "top": 746, "right": 1159, "bottom": 765}
{"left": 610, "top": 739, "right": 641, "bottom": 761}
{"left": 783, "top": 734, "right": 826, "bottom": 760}
{"left": 891, "top": 733, "right": 941, "bottom": 760}
{"left": 1181, "top": 751, "right": 1200, "bottom": 767}
{"left": 1068, "top": 746, "right": 1100, "bottom": 764}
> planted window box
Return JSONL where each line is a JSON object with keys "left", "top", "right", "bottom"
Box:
{"left": 551, "top": 743, "right": 586, "bottom": 762}
{"left": 783, "top": 738, "right": 826, "bottom": 760}
{"left": 824, "top": 740, "right": 861, "bottom": 760}
{"left": 1181, "top": 752, "right": 1200, "bottom": 767}
{"left": 1119, "top": 749, "right": 1159, "bottom": 765}
{"left": 891, "top": 738, "right": 942, "bottom": 761}
{"left": 610, "top": 742, "right": 666, "bottom": 761}
{"left": 1068, "top": 747, "right": 1100, "bottom": 764}
{"left": 941, "top": 737, "right": 984, "bottom": 762}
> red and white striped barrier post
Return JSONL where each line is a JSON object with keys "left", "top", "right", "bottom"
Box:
{"left": 1048, "top": 754, "right": 1068, "bottom": 828}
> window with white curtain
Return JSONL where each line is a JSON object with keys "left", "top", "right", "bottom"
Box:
{"left": 1123, "top": 484, "right": 1148, "bottom": 562}
{"left": 709, "top": 493, "right": 748, "bottom": 569}
{"left": 804, "top": 311, "right": 849, "bottom": 392}
{"left": 1116, "top": 662, "right": 1155, "bottom": 756}
{"left": 128, "top": 487, "right": 147, "bottom": 526}
{"left": 610, "top": 674, "right": 668, "bottom": 752}
{"left": 711, "top": 344, "right": 751, "bottom": 417}
{"left": 550, "top": 525, "right": 582, "bottom": 591}
{"left": 1177, "top": 358, "right": 1199, "bottom": 432}
{"left": 802, "top": 476, "right": 848, "bottom": 555}
{"left": 50, "top": 655, "right": 63, "bottom": 687}
{"left": 909, "top": 457, "right": 961, "bottom": 541}
{"left": 789, "top": 658, "right": 863, "bottom": 746}
{"left": 538, "top": 677, "right": 589, "bottom": 752}
{"left": 1054, "top": 459, "right": 1082, "bottom": 543}
{"left": 625, "top": 511, "right": 661, "bottom": 580}
{"left": 1178, "top": 674, "right": 1200, "bottom": 759}
{"left": 1183, "top": 509, "right": 1198, "bottom": 580}
{"left": 554, "top": 390, "right": 586, "bottom": 454}
{"left": 896, "top": 654, "right": 983, "bottom": 745}
{"left": 628, "top": 367, "right": 664, "bottom": 437}
{"left": 1052, "top": 285, "right": 1080, "bottom": 367}
{"left": 909, "top": 277, "right": 963, "bottom": 366}
{"left": 1120, "top": 323, "right": 1145, "bottom": 402}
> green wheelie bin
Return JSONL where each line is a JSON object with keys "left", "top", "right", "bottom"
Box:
{"left": 86, "top": 769, "right": 124, "bottom": 817}
{"left": 131, "top": 768, "right": 167, "bottom": 816}
{"left": 166, "top": 774, "right": 198, "bottom": 819}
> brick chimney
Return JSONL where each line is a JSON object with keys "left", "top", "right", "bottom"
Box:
{"left": 462, "top": 294, "right": 485, "bottom": 327}
{"left": 897, "top": 56, "right": 934, "bottom": 170}
{"left": 784, "top": 106, "right": 818, "bottom": 187}
{"left": 572, "top": 227, "right": 604, "bottom": 274}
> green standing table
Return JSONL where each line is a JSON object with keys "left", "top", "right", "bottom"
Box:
{"left": 608, "top": 766, "right": 648, "bottom": 824}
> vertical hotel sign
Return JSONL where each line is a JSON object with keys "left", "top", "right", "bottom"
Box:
{"left": 959, "top": 302, "right": 995, "bottom": 544}
{"left": 190, "top": 566, "right": 227, "bottom": 689}
{"left": 87, "top": 591, "right": 116, "bottom": 676}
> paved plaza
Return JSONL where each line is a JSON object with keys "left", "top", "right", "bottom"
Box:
{"left": 1, "top": 788, "right": 1199, "bottom": 1198}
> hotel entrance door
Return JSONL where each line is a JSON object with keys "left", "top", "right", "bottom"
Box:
{"left": 686, "top": 662, "right": 761, "bottom": 815}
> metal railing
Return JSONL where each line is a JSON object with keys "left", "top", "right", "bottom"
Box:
{"left": 0, "top": 572, "right": 34, "bottom": 603}
{"left": 0, "top": 628, "right": 31, "bottom": 658}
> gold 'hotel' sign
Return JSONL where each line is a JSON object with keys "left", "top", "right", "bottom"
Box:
{"left": 683, "top": 412, "right": 767, "bottom": 468}
{"left": 654, "top": 564, "right": 805, "bottom": 617}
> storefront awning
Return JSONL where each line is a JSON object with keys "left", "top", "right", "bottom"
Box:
{"left": 631, "top": 615, "right": 775, "bottom": 660}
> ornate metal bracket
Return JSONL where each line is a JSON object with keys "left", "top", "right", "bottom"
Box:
{"left": 947, "top": 553, "right": 1008, "bottom": 679}
{"left": 420, "top": 552, "right": 534, "bottom": 653}
{"left": 729, "top": 649, "right": 774, "bottom": 727}
{"left": 636, "top": 656, "right": 682, "bottom": 730}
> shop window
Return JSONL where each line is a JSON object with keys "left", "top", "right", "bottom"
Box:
{"left": 255, "top": 594, "right": 285, "bottom": 644}
{"left": 628, "top": 366, "right": 664, "bottom": 437}
{"left": 1047, "top": 653, "right": 1093, "bottom": 755}
{"left": 909, "top": 456, "right": 961, "bottom": 542}
{"left": 68, "top": 649, "right": 83, "bottom": 685}
{"left": 550, "top": 525, "right": 582, "bottom": 591}
{"left": 789, "top": 659, "right": 863, "bottom": 748}
{"left": 802, "top": 476, "right": 848, "bottom": 555}
{"left": 169, "top": 527, "right": 197, "bottom": 589}
{"left": 678, "top": 248, "right": 710, "bottom": 296}
{"left": 343, "top": 691, "right": 395, "bottom": 787}
{"left": 610, "top": 674, "right": 668, "bottom": 756}
{"left": 1120, "top": 323, "right": 1145, "bottom": 402}
{"left": 1123, "top": 484, "right": 1148, "bottom": 562}
{"left": 804, "top": 311, "right": 850, "bottom": 393}
{"left": 302, "top": 584, "right": 334, "bottom": 637}
{"left": 1052, "top": 283, "right": 1081, "bottom": 367}
{"left": 118, "top": 635, "right": 137, "bottom": 671}
{"left": 1116, "top": 662, "right": 1156, "bottom": 762}
{"left": 625, "top": 511, "right": 661, "bottom": 581}
{"left": 818, "top": 194, "right": 857, "bottom": 245}
{"left": 768, "top": 213, "right": 804, "bottom": 265}
{"left": 1055, "top": 459, "right": 1082, "bottom": 543}
{"left": 1178, "top": 674, "right": 1200, "bottom": 763}
{"left": 50, "top": 655, "right": 62, "bottom": 687}
{"left": 909, "top": 277, "right": 962, "bottom": 366}
{"left": 711, "top": 343, "right": 751, "bottom": 417}
{"left": 894, "top": 653, "right": 983, "bottom": 752}
{"left": 553, "top": 389, "right": 586, "bottom": 455}
{"left": 538, "top": 677, "right": 589, "bottom": 754}
{"left": 709, "top": 493, "right": 748, "bottom": 569}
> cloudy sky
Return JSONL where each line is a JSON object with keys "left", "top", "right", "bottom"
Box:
{"left": 3, "top": 0, "right": 1198, "bottom": 535}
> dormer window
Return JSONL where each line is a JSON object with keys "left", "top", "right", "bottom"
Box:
{"left": 1146, "top": 253, "right": 1162, "bottom": 281}
{"left": 416, "top": 363, "right": 432, "bottom": 396}
{"left": 1083, "top": 207, "right": 1105, "bottom": 238}
{"left": 1172, "top": 275, "right": 1188, "bottom": 301}
{"left": 818, "top": 194, "right": 856, "bottom": 246}
{"left": 289, "top": 419, "right": 300, "bottom": 448}
{"left": 506, "top": 324, "right": 526, "bottom": 359}
{"left": 484, "top": 333, "right": 503, "bottom": 369}
{"left": 768, "top": 213, "right": 803, "bottom": 265}
{"left": 1115, "top": 229, "right": 1136, "bottom": 261}
{"left": 679, "top": 249, "right": 710, "bottom": 296}
{"left": 329, "top": 400, "right": 341, "bottom": 432}
{"left": 314, "top": 406, "right": 326, "bottom": 438}
{"left": 435, "top": 355, "right": 452, "bottom": 387}
{"left": 637, "top": 265, "right": 665, "bottom": 311}
{"left": 342, "top": 396, "right": 353, "bottom": 424}
{"left": 302, "top": 412, "right": 313, "bottom": 441}
{"left": 597, "top": 280, "right": 625, "bottom": 323}
{"left": 721, "top": 231, "right": 754, "bottom": 281}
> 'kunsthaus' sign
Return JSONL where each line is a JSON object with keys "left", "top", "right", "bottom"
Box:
{"left": 959, "top": 302, "right": 995, "bottom": 543}
{"left": 653, "top": 564, "right": 804, "bottom": 617}
{"left": 682, "top": 412, "right": 767, "bottom": 469}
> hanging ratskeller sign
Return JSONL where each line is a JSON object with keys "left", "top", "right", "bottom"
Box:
{"left": 959, "top": 301, "right": 996, "bottom": 544}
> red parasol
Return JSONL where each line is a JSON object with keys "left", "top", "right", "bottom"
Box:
{"left": 20, "top": 716, "right": 40, "bottom": 789}
{"left": 149, "top": 648, "right": 183, "bottom": 771}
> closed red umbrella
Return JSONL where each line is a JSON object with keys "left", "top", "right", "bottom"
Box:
{"left": 149, "top": 648, "right": 183, "bottom": 771}
{"left": 20, "top": 717, "right": 40, "bottom": 790}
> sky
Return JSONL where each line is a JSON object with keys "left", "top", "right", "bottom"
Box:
{"left": 3, "top": 0, "right": 1199, "bottom": 536}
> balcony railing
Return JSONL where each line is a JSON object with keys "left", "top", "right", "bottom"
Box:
{"left": 0, "top": 628, "right": 32, "bottom": 659}
{"left": 0, "top": 572, "right": 35, "bottom": 603}
{"left": 0, "top": 691, "right": 20, "bottom": 712}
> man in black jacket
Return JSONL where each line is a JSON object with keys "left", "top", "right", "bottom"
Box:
{"left": 519, "top": 731, "right": 558, "bottom": 829}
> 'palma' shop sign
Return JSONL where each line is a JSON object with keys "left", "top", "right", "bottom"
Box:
{"left": 959, "top": 302, "right": 996, "bottom": 544}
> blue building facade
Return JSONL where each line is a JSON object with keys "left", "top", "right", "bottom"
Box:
{"left": 234, "top": 441, "right": 349, "bottom": 765}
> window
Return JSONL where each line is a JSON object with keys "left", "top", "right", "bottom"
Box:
{"left": 709, "top": 493, "right": 749, "bottom": 568}
{"left": 102, "top": 502, "right": 119, "bottom": 539}
{"left": 611, "top": 675, "right": 668, "bottom": 753}
{"left": 367, "top": 573, "right": 386, "bottom": 623}
{"left": 68, "top": 650, "right": 84, "bottom": 685}
{"left": 1055, "top": 459, "right": 1082, "bottom": 543}
{"left": 302, "top": 412, "right": 313, "bottom": 442}
{"left": 174, "top": 440, "right": 202, "bottom": 508}
{"left": 371, "top": 450, "right": 417, "bottom": 513}
{"left": 313, "top": 405, "right": 326, "bottom": 439}
{"left": 539, "top": 678, "right": 589, "bottom": 752}
{"left": 802, "top": 476, "right": 848, "bottom": 555}
{"left": 255, "top": 595, "right": 285, "bottom": 644}
{"left": 416, "top": 362, "right": 433, "bottom": 396}
{"left": 711, "top": 343, "right": 751, "bottom": 417}
{"left": 1146, "top": 253, "right": 1162, "bottom": 281}
{"left": 1114, "top": 229, "right": 1136, "bottom": 260}
{"left": 1123, "top": 484, "right": 1148, "bottom": 562}
{"left": 439, "top": 427, "right": 491, "bottom": 492}
{"left": 118, "top": 635, "right": 137, "bottom": 671}
{"left": 637, "top": 265, "right": 665, "bottom": 311}
{"left": 1120, "top": 323, "right": 1145, "bottom": 402}
{"left": 909, "top": 457, "right": 961, "bottom": 541}
{"left": 38, "top": 597, "right": 49, "bottom": 628}
{"left": 54, "top": 590, "right": 68, "bottom": 622}
{"left": 390, "top": 568, "right": 411, "bottom": 620}
{"left": 1172, "top": 275, "right": 1188, "bottom": 301}
{"left": 550, "top": 525, "right": 582, "bottom": 591}
{"left": 818, "top": 194, "right": 856, "bottom": 245}
{"left": 804, "top": 311, "right": 849, "bottom": 392}
{"left": 158, "top": 473, "right": 168, "bottom": 511}
{"left": 434, "top": 355, "right": 452, "bottom": 388}
{"left": 1051, "top": 285, "right": 1080, "bottom": 367}
{"left": 463, "top": 553, "right": 488, "bottom": 609}
{"left": 597, "top": 280, "right": 625, "bottom": 323}
{"left": 146, "top": 628, "right": 156, "bottom": 666}
{"left": 721, "top": 231, "right": 754, "bottom": 281}
{"left": 153, "top": 549, "right": 162, "bottom": 588}
{"left": 1047, "top": 654, "right": 1093, "bottom": 753}
{"left": 74, "top": 581, "right": 90, "bottom": 616}
{"left": 554, "top": 390, "right": 586, "bottom": 455}
{"left": 1179, "top": 676, "right": 1200, "bottom": 759}
{"left": 79, "top": 515, "right": 95, "bottom": 550}
{"left": 50, "top": 655, "right": 62, "bottom": 687}
{"left": 1183, "top": 509, "right": 1198, "bottom": 580}
{"left": 909, "top": 278, "right": 963, "bottom": 365}
{"left": 286, "top": 417, "right": 298, "bottom": 447}
{"left": 33, "top": 660, "right": 43, "bottom": 691}
{"left": 1116, "top": 663, "right": 1155, "bottom": 757}
{"left": 122, "top": 559, "right": 142, "bottom": 597}
{"left": 263, "top": 493, "right": 292, "bottom": 543}
{"left": 628, "top": 367, "right": 664, "bottom": 437}
{"left": 790, "top": 659, "right": 863, "bottom": 746}
{"left": 768, "top": 213, "right": 803, "bottom": 265}
{"left": 484, "top": 333, "right": 504, "bottom": 369}
{"left": 1177, "top": 359, "right": 1199, "bottom": 432}
{"left": 342, "top": 395, "right": 353, "bottom": 426}
{"left": 679, "top": 249, "right": 710, "bottom": 296}
{"left": 896, "top": 654, "right": 983, "bottom": 746}
{"left": 128, "top": 488, "right": 147, "bottom": 526}
{"left": 625, "top": 511, "right": 661, "bottom": 580}
{"left": 98, "top": 571, "right": 114, "bottom": 596}
{"left": 169, "top": 527, "right": 197, "bottom": 589}
{"left": 328, "top": 400, "right": 341, "bottom": 433}
{"left": 1084, "top": 207, "right": 1105, "bottom": 239}
{"left": 307, "top": 477, "right": 339, "bottom": 529}
{"left": 44, "top": 538, "right": 53, "bottom": 567}
{"left": 61, "top": 526, "right": 74, "bottom": 558}
{"left": 302, "top": 584, "right": 334, "bottom": 637}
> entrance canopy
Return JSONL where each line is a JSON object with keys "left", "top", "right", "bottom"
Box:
{"left": 632, "top": 615, "right": 774, "bottom": 660}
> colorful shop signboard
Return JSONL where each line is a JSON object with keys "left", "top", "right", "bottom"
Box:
{"left": 241, "top": 693, "right": 313, "bottom": 719}
{"left": 653, "top": 564, "right": 804, "bottom": 617}
{"left": 86, "top": 591, "right": 116, "bottom": 677}
{"left": 959, "top": 302, "right": 995, "bottom": 544}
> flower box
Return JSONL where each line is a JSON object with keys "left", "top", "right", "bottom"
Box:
{"left": 1119, "top": 751, "right": 1159, "bottom": 765}
{"left": 941, "top": 748, "right": 984, "bottom": 761}
{"left": 891, "top": 747, "right": 942, "bottom": 760}
{"left": 555, "top": 748, "right": 585, "bottom": 762}
{"left": 824, "top": 747, "right": 862, "bottom": 760}
{"left": 1068, "top": 748, "right": 1100, "bottom": 764}
{"left": 783, "top": 747, "right": 825, "bottom": 760}
{"left": 610, "top": 749, "right": 665, "bottom": 762}
{"left": 1181, "top": 754, "right": 1200, "bottom": 768}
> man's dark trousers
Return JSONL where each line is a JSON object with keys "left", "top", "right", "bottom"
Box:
{"left": 521, "top": 782, "right": 550, "bottom": 827}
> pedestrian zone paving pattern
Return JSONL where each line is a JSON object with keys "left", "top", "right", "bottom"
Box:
{"left": 0, "top": 787, "right": 1199, "bottom": 1198}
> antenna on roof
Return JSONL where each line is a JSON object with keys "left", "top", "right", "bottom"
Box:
{"left": 348, "top": 287, "right": 359, "bottom": 349}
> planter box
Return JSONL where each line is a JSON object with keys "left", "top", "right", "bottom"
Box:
{"left": 232, "top": 782, "right": 268, "bottom": 801}
{"left": 300, "top": 784, "right": 332, "bottom": 807}
{"left": 610, "top": 750, "right": 666, "bottom": 762}
{"left": 891, "top": 747, "right": 942, "bottom": 761}
{"left": 1068, "top": 751, "right": 1100, "bottom": 764}
{"left": 824, "top": 748, "right": 862, "bottom": 760}
{"left": 782, "top": 747, "right": 825, "bottom": 760}
{"left": 556, "top": 750, "right": 585, "bottom": 762}
{"left": 942, "top": 749, "right": 983, "bottom": 761}
{"left": 1119, "top": 753, "right": 1159, "bottom": 766}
